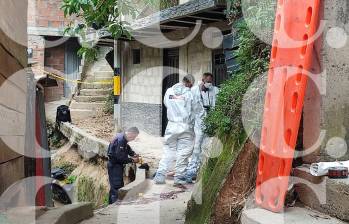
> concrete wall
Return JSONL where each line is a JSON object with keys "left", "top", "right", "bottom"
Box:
{"left": 120, "top": 30, "right": 216, "bottom": 135}
{"left": 303, "top": 0, "right": 349, "bottom": 163}
{"left": 121, "top": 41, "right": 163, "bottom": 105}
{"left": 120, "top": 41, "right": 163, "bottom": 135}
{"left": 179, "top": 35, "right": 213, "bottom": 84}
{"left": 0, "top": 0, "right": 27, "bottom": 195}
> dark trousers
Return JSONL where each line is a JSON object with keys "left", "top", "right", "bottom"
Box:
{"left": 107, "top": 162, "right": 124, "bottom": 204}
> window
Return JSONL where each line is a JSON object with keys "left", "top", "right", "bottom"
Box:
{"left": 133, "top": 49, "right": 141, "bottom": 64}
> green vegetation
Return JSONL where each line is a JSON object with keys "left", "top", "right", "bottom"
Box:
{"left": 77, "top": 176, "right": 109, "bottom": 208}
{"left": 47, "top": 120, "right": 67, "bottom": 150}
{"left": 186, "top": 1, "right": 275, "bottom": 223}
{"left": 53, "top": 161, "right": 78, "bottom": 176}
{"left": 66, "top": 175, "right": 78, "bottom": 184}
{"left": 146, "top": 0, "right": 178, "bottom": 10}
{"left": 62, "top": 0, "right": 177, "bottom": 61}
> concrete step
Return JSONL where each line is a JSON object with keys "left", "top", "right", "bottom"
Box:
{"left": 37, "top": 203, "right": 93, "bottom": 224}
{"left": 84, "top": 76, "right": 113, "bottom": 82}
{"left": 96, "top": 65, "right": 113, "bottom": 71}
{"left": 293, "top": 165, "right": 349, "bottom": 221}
{"left": 74, "top": 95, "right": 107, "bottom": 103}
{"left": 242, "top": 206, "right": 346, "bottom": 224}
{"left": 79, "top": 88, "right": 112, "bottom": 96}
{"left": 86, "top": 71, "right": 113, "bottom": 77}
{"left": 70, "top": 101, "right": 104, "bottom": 110}
{"left": 70, "top": 109, "right": 97, "bottom": 120}
{"left": 80, "top": 82, "right": 113, "bottom": 89}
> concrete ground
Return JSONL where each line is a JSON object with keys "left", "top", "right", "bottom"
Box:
{"left": 80, "top": 180, "right": 193, "bottom": 224}
{"left": 242, "top": 206, "right": 347, "bottom": 224}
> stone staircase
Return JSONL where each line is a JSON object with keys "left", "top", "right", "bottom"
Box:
{"left": 70, "top": 47, "right": 114, "bottom": 120}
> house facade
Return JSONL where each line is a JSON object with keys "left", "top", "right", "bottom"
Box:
{"left": 115, "top": 0, "right": 232, "bottom": 136}
{"left": 28, "top": 0, "right": 82, "bottom": 102}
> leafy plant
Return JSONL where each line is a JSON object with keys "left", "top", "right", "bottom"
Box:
{"left": 66, "top": 175, "right": 78, "bottom": 184}
{"left": 204, "top": 0, "right": 275, "bottom": 140}
{"left": 47, "top": 120, "right": 67, "bottom": 149}
{"left": 186, "top": 1, "right": 276, "bottom": 223}
{"left": 62, "top": 0, "right": 179, "bottom": 61}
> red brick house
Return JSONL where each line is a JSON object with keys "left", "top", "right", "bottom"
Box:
{"left": 28, "top": 0, "right": 82, "bottom": 102}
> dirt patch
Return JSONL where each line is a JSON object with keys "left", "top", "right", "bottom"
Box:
{"left": 212, "top": 140, "right": 259, "bottom": 224}
{"left": 72, "top": 109, "right": 164, "bottom": 172}
{"left": 52, "top": 144, "right": 109, "bottom": 208}
{"left": 73, "top": 109, "right": 115, "bottom": 142}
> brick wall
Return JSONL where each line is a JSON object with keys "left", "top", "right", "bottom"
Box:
{"left": 44, "top": 43, "right": 65, "bottom": 102}
{"left": 28, "top": 0, "right": 76, "bottom": 102}
{"left": 28, "top": 0, "right": 70, "bottom": 30}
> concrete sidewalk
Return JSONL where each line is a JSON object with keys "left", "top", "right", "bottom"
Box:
{"left": 80, "top": 180, "right": 193, "bottom": 224}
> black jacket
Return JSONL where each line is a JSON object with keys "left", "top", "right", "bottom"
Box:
{"left": 107, "top": 133, "right": 136, "bottom": 165}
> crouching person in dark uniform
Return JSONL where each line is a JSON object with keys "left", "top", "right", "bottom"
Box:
{"left": 107, "top": 127, "right": 140, "bottom": 204}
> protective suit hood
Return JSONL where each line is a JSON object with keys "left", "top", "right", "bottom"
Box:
{"left": 173, "top": 83, "right": 190, "bottom": 96}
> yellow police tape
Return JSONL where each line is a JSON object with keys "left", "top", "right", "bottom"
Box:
{"left": 39, "top": 69, "right": 114, "bottom": 85}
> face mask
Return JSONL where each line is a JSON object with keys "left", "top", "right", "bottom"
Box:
{"left": 204, "top": 83, "right": 212, "bottom": 89}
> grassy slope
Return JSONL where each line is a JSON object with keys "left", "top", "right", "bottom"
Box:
{"left": 186, "top": 133, "right": 248, "bottom": 224}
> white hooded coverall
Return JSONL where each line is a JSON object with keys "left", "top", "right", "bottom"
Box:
{"left": 186, "top": 84, "right": 219, "bottom": 178}
{"left": 157, "top": 83, "right": 195, "bottom": 179}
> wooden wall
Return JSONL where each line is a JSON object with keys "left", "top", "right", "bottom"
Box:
{"left": 0, "top": 0, "right": 28, "bottom": 195}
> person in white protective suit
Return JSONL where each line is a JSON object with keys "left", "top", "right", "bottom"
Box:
{"left": 186, "top": 72, "right": 219, "bottom": 182}
{"left": 154, "top": 74, "right": 196, "bottom": 186}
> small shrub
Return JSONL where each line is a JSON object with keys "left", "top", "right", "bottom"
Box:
{"left": 47, "top": 120, "right": 67, "bottom": 149}
{"left": 77, "top": 176, "right": 108, "bottom": 208}
{"left": 66, "top": 175, "right": 77, "bottom": 184}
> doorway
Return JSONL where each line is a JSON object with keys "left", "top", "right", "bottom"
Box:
{"left": 64, "top": 38, "right": 81, "bottom": 97}
{"left": 162, "top": 48, "right": 179, "bottom": 136}
{"left": 212, "top": 49, "right": 229, "bottom": 87}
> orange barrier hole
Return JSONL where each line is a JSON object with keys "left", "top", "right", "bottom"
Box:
{"left": 278, "top": 159, "right": 286, "bottom": 177}
{"left": 272, "top": 40, "right": 278, "bottom": 60}
{"left": 301, "top": 34, "right": 309, "bottom": 56}
{"left": 258, "top": 154, "right": 265, "bottom": 175}
{"left": 306, "top": 7, "right": 313, "bottom": 26}
{"left": 285, "top": 129, "right": 292, "bottom": 146}
{"left": 296, "top": 65, "right": 303, "bottom": 84}
{"left": 291, "top": 92, "right": 298, "bottom": 111}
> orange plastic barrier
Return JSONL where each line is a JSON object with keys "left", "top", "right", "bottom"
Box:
{"left": 255, "top": 0, "right": 321, "bottom": 212}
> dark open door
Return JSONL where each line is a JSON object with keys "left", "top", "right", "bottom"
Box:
{"left": 162, "top": 48, "right": 179, "bottom": 136}
{"left": 212, "top": 49, "right": 229, "bottom": 87}
{"left": 64, "top": 38, "right": 81, "bottom": 97}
